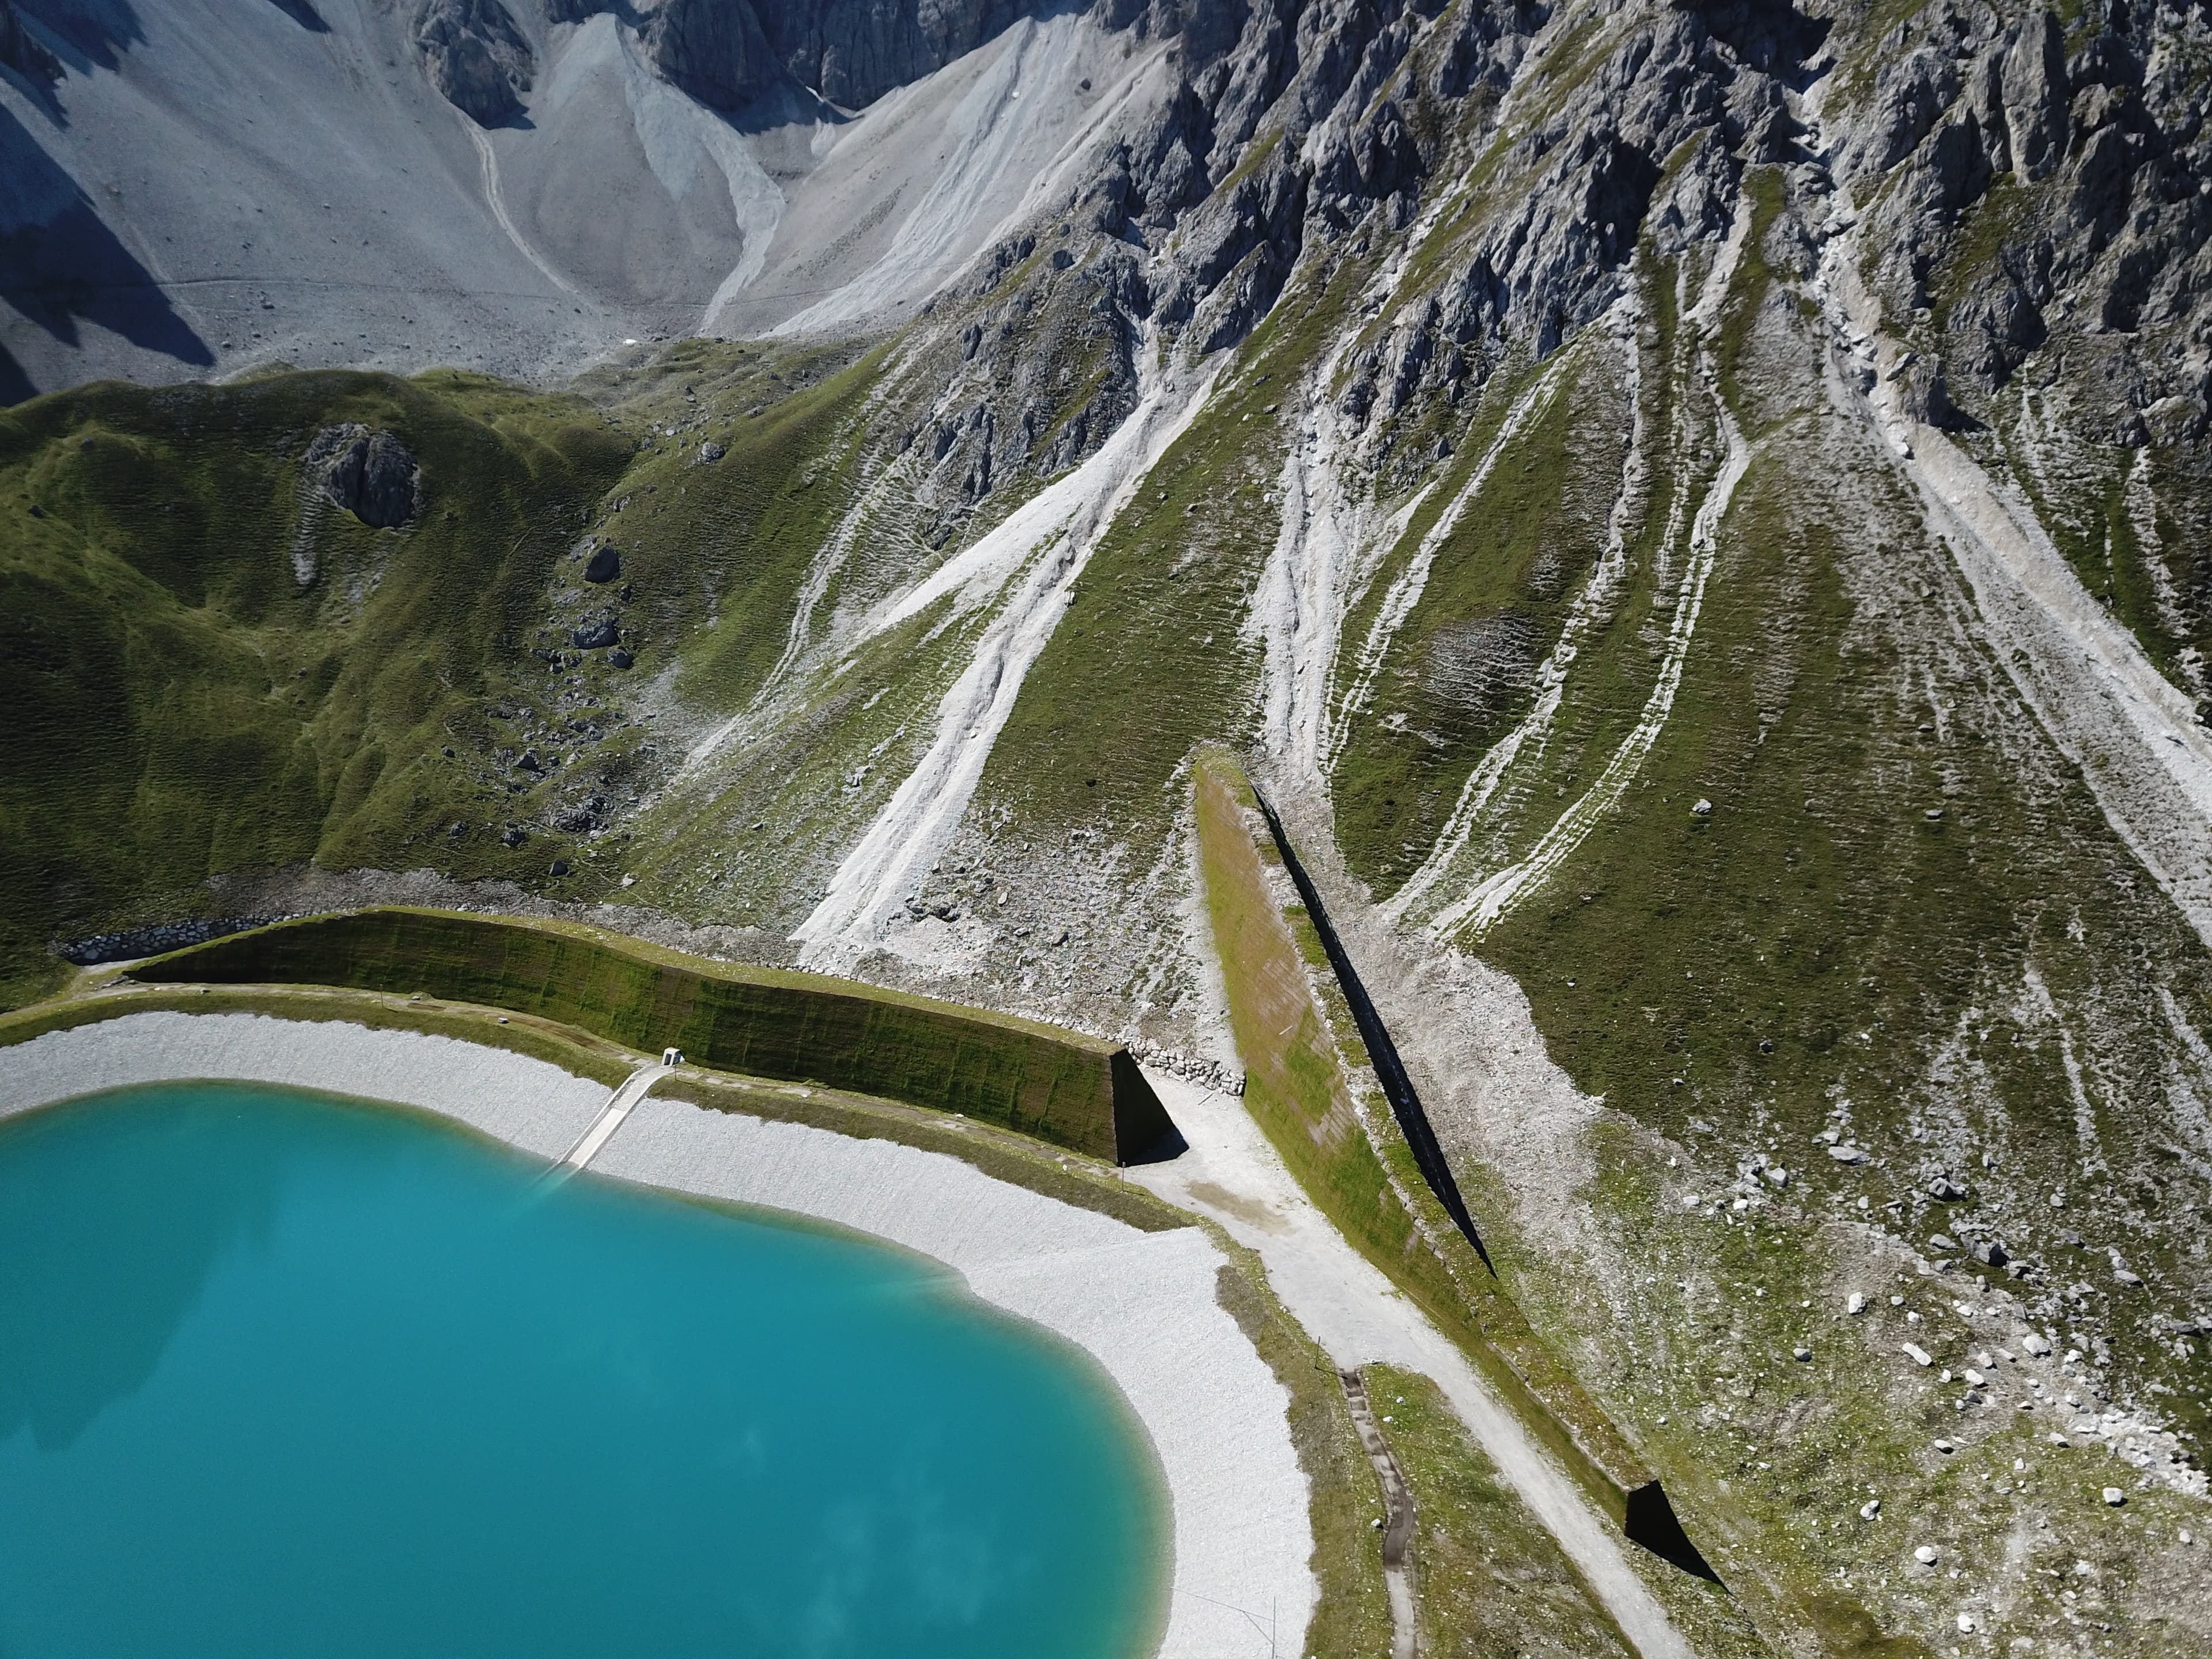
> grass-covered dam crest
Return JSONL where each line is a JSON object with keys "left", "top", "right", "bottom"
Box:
{"left": 127, "top": 908, "right": 1180, "bottom": 1165}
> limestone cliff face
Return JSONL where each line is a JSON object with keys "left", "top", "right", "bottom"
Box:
{"left": 1836, "top": 3, "right": 2212, "bottom": 438}
{"left": 642, "top": 0, "right": 1036, "bottom": 110}
{"left": 646, "top": 0, "right": 779, "bottom": 107}
{"left": 755, "top": 0, "right": 1033, "bottom": 108}
{"left": 413, "top": 0, "right": 536, "bottom": 125}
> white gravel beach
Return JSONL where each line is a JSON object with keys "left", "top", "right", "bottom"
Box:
{"left": 0, "top": 1010, "right": 1315, "bottom": 1659}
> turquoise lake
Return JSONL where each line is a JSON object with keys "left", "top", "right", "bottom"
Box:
{"left": 0, "top": 1081, "right": 1166, "bottom": 1659}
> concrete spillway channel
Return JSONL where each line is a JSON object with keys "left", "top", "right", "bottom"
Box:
{"left": 1340, "top": 1367, "right": 1419, "bottom": 1659}
{"left": 553, "top": 1062, "right": 675, "bottom": 1172}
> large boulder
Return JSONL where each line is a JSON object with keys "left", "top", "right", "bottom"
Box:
{"left": 305, "top": 426, "right": 422, "bottom": 528}
{"left": 572, "top": 616, "right": 621, "bottom": 650}
{"left": 412, "top": 0, "right": 534, "bottom": 126}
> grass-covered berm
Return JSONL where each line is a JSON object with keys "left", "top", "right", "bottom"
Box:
{"left": 1195, "top": 746, "right": 1776, "bottom": 1659}
{"left": 131, "top": 908, "right": 1175, "bottom": 1163}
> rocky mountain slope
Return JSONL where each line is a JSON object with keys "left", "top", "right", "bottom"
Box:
{"left": 7, "top": 0, "right": 2212, "bottom": 1654}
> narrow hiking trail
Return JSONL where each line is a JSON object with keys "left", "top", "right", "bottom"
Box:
{"left": 1382, "top": 301, "right": 1646, "bottom": 925}
{"left": 1246, "top": 187, "right": 1474, "bottom": 781}
{"left": 1250, "top": 14, "right": 1591, "bottom": 789}
{"left": 467, "top": 123, "right": 582, "bottom": 302}
{"left": 680, "top": 387, "right": 933, "bottom": 775}
{"left": 1325, "top": 362, "right": 1570, "bottom": 774}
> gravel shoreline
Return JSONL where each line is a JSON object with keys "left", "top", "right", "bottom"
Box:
{"left": 0, "top": 1010, "right": 1314, "bottom": 1659}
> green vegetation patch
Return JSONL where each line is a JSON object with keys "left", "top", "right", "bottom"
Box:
{"left": 0, "top": 368, "right": 638, "bottom": 1008}
{"left": 1366, "top": 1363, "right": 1636, "bottom": 1659}
{"left": 1331, "top": 344, "right": 1631, "bottom": 891}
{"left": 1214, "top": 1254, "right": 1396, "bottom": 1659}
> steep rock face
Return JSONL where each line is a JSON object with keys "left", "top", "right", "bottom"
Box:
{"left": 645, "top": 0, "right": 1037, "bottom": 111}
{"left": 756, "top": 0, "right": 1032, "bottom": 108}
{"left": 413, "top": 0, "right": 535, "bottom": 124}
{"left": 647, "top": 0, "right": 779, "bottom": 107}
{"left": 306, "top": 426, "right": 422, "bottom": 529}
{"left": 1839, "top": 2, "right": 2212, "bottom": 415}
{"left": 0, "top": 0, "right": 59, "bottom": 82}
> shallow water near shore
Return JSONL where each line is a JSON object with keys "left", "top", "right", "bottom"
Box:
{"left": 0, "top": 1081, "right": 1167, "bottom": 1659}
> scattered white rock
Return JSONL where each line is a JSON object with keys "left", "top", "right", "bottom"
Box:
{"left": 2104, "top": 1487, "right": 2127, "bottom": 1506}
{"left": 1827, "top": 1143, "right": 1869, "bottom": 1164}
{"left": 1847, "top": 1291, "right": 1867, "bottom": 1315}
{"left": 1933, "top": 1438, "right": 1956, "bottom": 1453}
{"left": 1793, "top": 1345, "right": 1813, "bottom": 1362}
{"left": 1861, "top": 1498, "right": 1882, "bottom": 1519}
{"left": 1915, "top": 1545, "right": 1940, "bottom": 1565}
{"left": 1692, "top": 798, "right": 1713, "bottom": 816}
{"left": 2022, "top": 1333, "right": 2053, "bottom": 1357}
{"left": 1956, "top": 1613, "right": 1975, "bottom": 1633}
{"left": 1903, "top": 1343, "right": 1933, "bottom": 1366}
{"left": 2181, "top": 1528, "right": 2195, "bottom": 1545}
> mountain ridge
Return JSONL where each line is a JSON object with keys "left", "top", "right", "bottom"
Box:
{"left": 7, "top": 1, "right": 2212, "bottom": 1653}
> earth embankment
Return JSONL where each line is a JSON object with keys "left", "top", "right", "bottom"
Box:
{"left": 131, "top": 907, "right": 1178, "bottom": 1164}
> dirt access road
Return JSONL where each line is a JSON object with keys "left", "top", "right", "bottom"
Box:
{"left": 1130, "top": 1068, "right": 1695, "bottom": 1659}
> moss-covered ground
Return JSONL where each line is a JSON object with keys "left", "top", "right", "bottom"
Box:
{"left": 0, "top": 369, "right": 637, "bottom": 1005}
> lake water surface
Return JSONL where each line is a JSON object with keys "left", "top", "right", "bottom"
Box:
{"left": 0, "top": 1081, "right": 1166, "bottom": 1658}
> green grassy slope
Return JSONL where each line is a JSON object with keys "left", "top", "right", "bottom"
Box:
{"left": 0, "top": 370, "right": 637, "bottom": 1005}
{"left": 1349, "top": 144, "right": 2212, "bottom": 1658}
{"left": 1367, "top": 1363, "right": 1639, "bottom": 1659}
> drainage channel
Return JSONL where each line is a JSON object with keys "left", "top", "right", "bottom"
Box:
{"left": 1340, "top": 1366, "right": 1419, "bottom": 1659}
